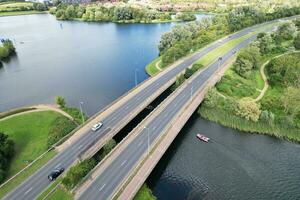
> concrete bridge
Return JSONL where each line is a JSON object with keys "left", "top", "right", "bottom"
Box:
{"left": 74, "top": 28, "right": 274, "bottom": 199}
{"left": 4, "top": 16, "right": 296, "bottom": 200}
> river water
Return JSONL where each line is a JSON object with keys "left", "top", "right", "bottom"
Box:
{"left": 1, "top": 14, "right": 300, "bottom": 200}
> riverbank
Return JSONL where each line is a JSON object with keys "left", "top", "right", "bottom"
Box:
{"left": 0, "top": 2, "right": 47, "bottom": 17}
{"left": 199, "top": 48, "right": 300, "bottom": 143}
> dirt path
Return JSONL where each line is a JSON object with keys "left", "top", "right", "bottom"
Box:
{"left": 254, "top": 60, "right": 269, "bottom": 102}
{"left": 0, "top": 104, "right": 74, "bottom": 122}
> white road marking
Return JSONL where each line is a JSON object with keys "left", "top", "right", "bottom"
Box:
{"left": 99, "top": 184, "right": 106, "bottom": 192}
{"left": 112, "top": 117, "right": 117, "bottom": 121}
{"left": 55, "top": 163, "right": 61, "bottom": 168}
{"left": 24, "top": 187, "right": 33, "bottom": 195}
{"left": 153, "top": 126, "right": 156, "bottom": 130}
{"left": 78, "top": 145, "right": 83, "bottom": 150}
{"left": 138, "top": 141, "right": 143, "bottom": 146}
{"left": 121, "top": 160, "right": 127, "bottom": 166}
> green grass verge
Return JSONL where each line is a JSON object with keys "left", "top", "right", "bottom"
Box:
{"left": 134, "top": 184, "right": 156, "bottom": 200}
{"left": 145, "top": 57, "right": 161, "bottom": 76}
{"left": 48, "top": 187, "right": 73, "bottom": 200}
{"left": 0, "top": 107, "right": 36, "bottom": 119}
{"left": 0, "top": 150, "right": 56, "bottom": 199}
{"left": 0, "top": 10, "right": 46, "bottom": 17}
{"left": 0, "top": 111, "right": 63, "bottom": 176}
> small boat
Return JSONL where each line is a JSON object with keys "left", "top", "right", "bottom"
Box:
{"left": 197, "top": 134, "right": 210, "bottom": 142}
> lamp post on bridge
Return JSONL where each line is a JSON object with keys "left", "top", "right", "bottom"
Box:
{"left": 134, "top": 69, "right": 139, "bottom": 87}
{"left": 79, "top": 101, "right": 85, "bottom": 124}
{"left": 191, "top": 86, "right": 193, "bottom": 101}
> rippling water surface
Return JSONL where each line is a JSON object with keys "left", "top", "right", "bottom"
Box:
{"left": 148, "top": 115, "right": 300, "bottom": 200}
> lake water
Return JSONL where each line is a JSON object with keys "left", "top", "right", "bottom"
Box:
{"left": 1, "top": 13, "right": 299, "bottom": 200}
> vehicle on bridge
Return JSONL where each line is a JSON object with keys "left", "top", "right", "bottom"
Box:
{"left": 92, "top": 122, "right": 103, "bottom": 131}
{"left": 48, "top": 167, "right": 64, "bottom": 181}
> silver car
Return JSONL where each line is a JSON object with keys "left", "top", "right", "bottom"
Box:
{"left": 92, "top": 122, "right": 103, "bottom": 131}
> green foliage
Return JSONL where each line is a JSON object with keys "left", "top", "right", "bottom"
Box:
{"left": 233, "top": 44, "right": 261, "bottom": 78}
{"left": 202, "top": 88, "right": 220, "bottom": 108}
{"left": 171, "top": 73, "right": 186, "bottom": 91}
{"left": 32, "top": 3, "right": 46, "bottom": 11}
{"left": 175, "top": 12, "right": 196, "bottom": 21}
{"left": 0, "top": 39, "right": 15, "bottom": 61}
{"left": 62, "top": 158, "right": 97, "bottom": 190}
{"left": 94, "top": 139, "right": 117, "bottom": 161}
{"left": 294, "top": 33, "right": 300, "bottom": 49}
{"left": 47, "top": 116, "right": 76, "bottom": 148}
{"left": 236, "top": 97, "right": 261, "bottom": 122}
{"left": 281, "top": 87, "right": 300, "bottom": 118}
{"left": 273, "top": 22, "right": 297, "bottom": 43}
{"left": 62, "top": 107, "right": 87, "bottom": 124}
{"left": 134, "top": 184, "right": 156, "bottom": 200}
{"left": 0, "top": 132, "right": 14, "bottom": 183}
{"left": 257, "top": 33, "right": 275, "bottom": 54}
{"left": 53, "top": 4, "right": 171, "bottom": 23}
{"left": 260, "top": 110, "right": 275, "bottom": 124}
{"left": 266, "top": 53, "right": 300, "bottom": 87}
{"left": 55, "top": 96, "right": 66, "bottom": 108}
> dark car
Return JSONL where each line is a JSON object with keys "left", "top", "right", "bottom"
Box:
{"left": 48, "top": 167, "right": 64, "bottom": 181}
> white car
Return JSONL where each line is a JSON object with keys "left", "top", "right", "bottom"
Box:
{"left": 92, "top": 122, "right": 103, "bottom": 131}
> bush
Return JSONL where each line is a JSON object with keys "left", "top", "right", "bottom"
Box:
{"left": 62, "top": 158, "right": 97, "bottom": 190}
{"left": 236, "top": 98, "right": 261, "bottom": 122}
{"left": 294, "top": 33, "right": 300, "bottom": 50}
{"left": 0, "top": 132, "right": 14, "bottom": 183}
{"left": 55, "top": 96, "right": 66, "bottom": 108}
{"left": 47, "top": 116, "right": 77, "bottom": 148}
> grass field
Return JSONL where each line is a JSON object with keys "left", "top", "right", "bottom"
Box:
{"left": 0, "top": 111, "right": 64, "bottom": 176}
{"left": 0, "top": 151, "right": 56, "bottom": 199}
{"left": 0, "top": 110, "right": 76, "bottom": 198}
{"left": 145, "top": 57, "right": 161, "bottom": 76}
{"left": 48, "top": 187, "right": 73, "bottom": 200}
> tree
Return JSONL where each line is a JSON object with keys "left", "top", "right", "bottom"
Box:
{"left": 234, "top": 44, "right": 261, "bottom": 78}
{"left": 260, "top": 110, "right": 275, "bottom": 124}
{"left": 236, "top": 98, "right": 261, "bottom": 122}
{"left": 0, "top": 132, "right": 14, "bottom": 182}
{"left": 274, "top": 22, "right": 297, "bottom": 43}
{"left": 65, "top": 5, "right": 76, "bottom": 19}
{"left": 202, "top": 88, "right": 220, "bottom": 108}
{"left": 281, "top": 87, "right": 300, "bottom": 118}
{"left": 293, "top": 33, "right": 300, "bottom": 50}
{"left": 258, "top": 33, "right": 275, "bottom": 54}
{"left": 55, "top": 96, "right": 66, "bottom": 108}
{"left": 55, "top": 9, "right": 66, "bottom": 20}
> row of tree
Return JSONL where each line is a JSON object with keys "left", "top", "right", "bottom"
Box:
{"left": 0, "top": 39, "right": 15, "bottom": 61}
{"left": 158, "top": 6, "right": 300, "bottom": 67}
{"left": 51, "top": 4, "right": 173, "bottom": 22}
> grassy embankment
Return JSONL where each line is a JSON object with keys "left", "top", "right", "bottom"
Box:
{"left": 0, "top": 111, "right": 76, "bottom": 198}
{"left": 199, "top": 51, "right": 300, "bottom": 142}
{"left": 0, "top": 2, "right": 46, "bottom": 17}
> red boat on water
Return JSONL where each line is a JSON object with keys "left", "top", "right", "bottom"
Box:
{"left": 197, "top": 134, "right": 210, "bottom": 142}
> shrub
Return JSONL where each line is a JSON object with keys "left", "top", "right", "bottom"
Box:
{"left": 55, "top": 96, "right": 66, "bottom": 108}
{"left": 62, "top": 158, "right": 97, "bottom": 190}
{"left": 236, "top": 97, "right": 261, "bottom": 122}
{"left": 47, "top": 116, "right": 77, "bottom": 148}
{"left": 0, "top": 132, "right": 14, "bottom": 183}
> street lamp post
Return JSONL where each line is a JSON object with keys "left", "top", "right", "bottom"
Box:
{"left": 79, "top": 101, "right": 85, "bottom": 124}
{"left": 144, "top": 126, "right": 150, "bottom": 156}
{"left": 134, "top": 69, "right": 139, "bottom": 87}
{"left": 191, "top": 86, "right": 193, "bottom": 101}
